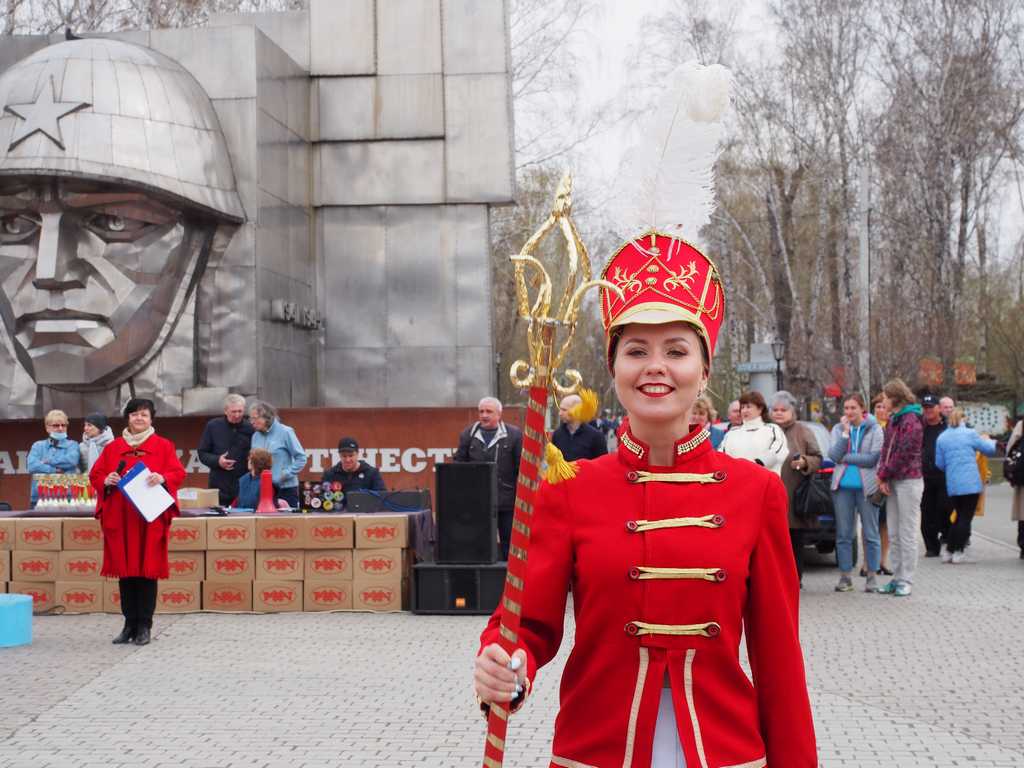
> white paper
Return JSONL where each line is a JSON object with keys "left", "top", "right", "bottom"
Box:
{"left": 121, "top": 466, "right": 175, "bottom": 523}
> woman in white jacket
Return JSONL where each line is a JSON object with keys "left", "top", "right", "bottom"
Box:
{"left": 80, "top": 413, "right": 115, "bottom": 473}
{"left": 720, "top": 390, "right": 788, "bottom": 474}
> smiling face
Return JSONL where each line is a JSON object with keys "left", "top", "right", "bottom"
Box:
{"left": 613, "top": 322, "right": 706, "bottom": 438}
{"left": 844, "top": 398, "right": 865, "bottom": 426}
{"left": 0, "top": 178, "right": 215, "bottom": 389}
{"left": 126, "top": 406, "right": 152, "bottom": 434}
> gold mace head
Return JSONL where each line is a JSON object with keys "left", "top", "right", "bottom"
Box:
{"left": 509, "top": 172, "right": 623, "bottom": 394}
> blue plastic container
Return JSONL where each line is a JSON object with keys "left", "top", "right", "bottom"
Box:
{"left": 0, "top": 593, "right": 33, "bottom": 648}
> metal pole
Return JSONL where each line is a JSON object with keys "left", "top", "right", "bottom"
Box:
{"left": 858, "top": 163, "right": 871, "bottom": 396}
{"left": 776, "top": 361, "right": 783, "bottom": 392}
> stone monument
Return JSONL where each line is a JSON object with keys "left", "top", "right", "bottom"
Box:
{"left": 0, "top": 0, "right": 514, "bottom": 418}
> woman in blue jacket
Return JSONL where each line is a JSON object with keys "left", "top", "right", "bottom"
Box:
{"left": 27, "top": 409, "right": 82, "bottom": 506}
{"left": 935, "top": 408, "right": 997, "bottom": 564}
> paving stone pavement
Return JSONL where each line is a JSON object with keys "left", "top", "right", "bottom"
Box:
{"left": 1, "top": 511, "right": 1022, "bottom": 767}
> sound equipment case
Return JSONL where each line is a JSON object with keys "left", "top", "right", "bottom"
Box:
{"left": 411, "top": 562, "right": 506, "bottom": 615}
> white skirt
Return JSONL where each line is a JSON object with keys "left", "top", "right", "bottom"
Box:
{"left": 651, "top": 688, "right": 687, "bottom": 768}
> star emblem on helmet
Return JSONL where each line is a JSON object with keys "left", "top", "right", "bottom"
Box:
{"left": 4, "top": 76, "right": 90, "bottom": 152}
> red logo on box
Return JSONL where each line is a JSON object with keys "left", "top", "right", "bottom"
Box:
{"left": 264, "top": 558, "right": 298, "bottom": 573}
{"left": 22, "top": 528, "right": 54, "bottom": 543}
{"left": 261, "top": 588, "right": 295, "bottom": 604}
{"left": 109, "top": 591, "right": 121, "bottom": 606}
{"left": 71, "top": 528, "right": 102, "bottom": 543}
{"left": 169, "top": 559, "right": 199, "bottom": 575}
{"left": 261, "top": 526, "right": 296, "bottom": 541}
{"left": 360, "top": 556, "right": 395, "bottom": 574}
{"left": 212, "top": 589, "right": 244, "bottom": 605}
{"left": 63, "top": 590, "right": 97, "bottom": 605}
{"left": 170, "top": 528, "right": 200, "bottom": 543}
{"left": 312, "top": 557, "right": 345, "bottom": 574}
{"left": 363, "top": 525, "right": 397, "bottom": 541}
{"left": 214, "top": 557, "right": 249, "bottom": 574}
{"left": 215, "top": 526, "right": 249, "bottom": 542}
{"left": 25, "top": 589, "right": 51, "bottom": 605}
{"left": 19, "top": 558, "right": 52, "bottom": 574}
{"left": 361, "top": 588, "right": 394, "bottom": 605}
{"left": 0, "top": 529, "right": 8, "bottom": 544}
{"left": 161, "top": 590, "right": 193, "bottom": 605}
{"left": 66, "top": 560, "right": 99, "bottom": 575}
{"left": 311, "top": 525, "right": 346, "bottom": 542}
{"left": 312, "top": 588, "right": 347, "bottom": 605}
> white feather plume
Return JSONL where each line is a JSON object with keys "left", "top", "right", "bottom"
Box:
{"left": 608, "top": 61, "right": 733, "bottom": 252}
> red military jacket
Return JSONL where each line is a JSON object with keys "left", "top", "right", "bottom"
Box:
{"left": 480, "top": 422, "right": 817, "bottom": 768}
{"left": 91, "top": 433, "right": 185, "bottom": 580}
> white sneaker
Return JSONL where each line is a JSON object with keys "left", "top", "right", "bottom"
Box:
{"left": 940, "top": 549, "right": 953, "bottom": 563}
{"left": 951, "top": 550, "right": 973, "bottom": 564}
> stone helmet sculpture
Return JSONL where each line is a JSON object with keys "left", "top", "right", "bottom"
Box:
{"left": 0, "top": 37, "right": 244, "bottom": 391}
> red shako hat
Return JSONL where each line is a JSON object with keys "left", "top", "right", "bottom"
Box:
{"left": 600, "top": 231, "right": 724, "bottom": 365}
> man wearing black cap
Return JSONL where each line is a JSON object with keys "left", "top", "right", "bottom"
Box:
{"left": 920, "top": 392, "right": 952, "bottom": 556}
{"left": 322, "top": 437, "right": 386, "bottom": 504}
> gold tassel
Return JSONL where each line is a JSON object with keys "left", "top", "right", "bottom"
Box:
{"left": 545, "top": 442, "right": 578, "bottom": 484}
{"left": 568, "top": 388, "right": 599, "bottom": 424}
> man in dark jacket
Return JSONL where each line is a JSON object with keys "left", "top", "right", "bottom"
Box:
{"left": 553, "top": 394, "right": 608, "bottom": 461}
{"left": 197, "top": 394, "right": 254, "bottom": 506}
{"left": 919, "top": 393, "right": 952, "bottom": 556}
{"left": 454, "top": 397, "right": 523, "bottom": 560}
{"left": 322, "top": 437, "right": 386, "bottom": 504}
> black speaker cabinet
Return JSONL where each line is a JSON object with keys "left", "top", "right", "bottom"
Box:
{"left": 412, "top": 562, "right": 506, "bottom": 615}
{"left": 435, "top": 461, "right": 498, "bottom": 563}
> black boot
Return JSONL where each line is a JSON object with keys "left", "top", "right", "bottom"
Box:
{"left": 133, "top": 626, "right": 151, "bottom": 645}
{"left": 112, "top": 623, "right": 134, "bottom": 644}
{"left": 114, "top": 579, "right": 136, "bottom": 644}
{"left": 133, "top": 578, "right": 158, "bottom": 646}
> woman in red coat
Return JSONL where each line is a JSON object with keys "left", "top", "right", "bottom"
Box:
{"left": 474, "top": 233, "right": 817, "bottom": 767}
{"left": 90, "top": 398, "right": 185, "bottom": 646}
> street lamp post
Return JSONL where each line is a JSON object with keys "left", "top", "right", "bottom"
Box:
{"left": 771, "top": 337, "right": 785, "bottom": 392}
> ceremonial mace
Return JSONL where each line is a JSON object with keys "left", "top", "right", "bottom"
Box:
{"left": 482, "top": 174, "right": 622, "bottom": 768}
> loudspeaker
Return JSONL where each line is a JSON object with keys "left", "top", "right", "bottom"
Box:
{"left": 412, "top": 563, "right": 506, "bottom": 615}
{"left": 435, "top": 462, "right": 498, "bottom": 563}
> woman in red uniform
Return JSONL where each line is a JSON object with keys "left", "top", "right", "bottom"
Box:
{"left": 474, "top": 233, "right": 817, "bottom": 767}
{"left": 91, "top": 398, "right": 185, "bottom": 646}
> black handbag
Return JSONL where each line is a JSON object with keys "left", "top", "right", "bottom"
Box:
{"left": 793, "top": 471, "right": 833, "bottom": 525}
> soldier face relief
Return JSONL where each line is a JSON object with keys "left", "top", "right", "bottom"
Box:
{"left": 613, "top": 321, "right": 707, "bottom": 433}
{"left": 0, "top": 178, "right": 215, "bottom": 389}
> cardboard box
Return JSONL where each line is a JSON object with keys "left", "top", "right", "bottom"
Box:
{"left": 353, "top": 547, "right": 404, "bottom": 581}
{"left": 176, "top": 487, "right": 220, "bottom": 509}
{"left": 353, "top": 514, "right": 408, "bottom": 549}
{"left": 9, "top": 581, "right": 55, "bottom": 613}
{"left": 304, "top": 549, "right": 353, "bottom": 581}
{"left": 14, "top": 519, "right": 62, "bottom": 551}
{"left": 167, "top": 551, "right": 205, "bottom": 581}
{"left": 205, "top": 550, "right": 255, "bottom": 581}
{"left": 206, "top": 517, "right": 256, "bottom": 550}
{"left": 252, "top": 580, "right": 303, "bottom": 612}
{"left": 0, "top": 519, "right": 17, "bottom": 550}
{"left": 255, "top": 516, "right": 306, "bottom": 549}
{"left": 155, "top": 581, "right": 200, "bottom": 613}
{"left": 11, "top": 550, "right": 59, "bottom": 582}
{"left": 303, "top": 580, "right": 352, "bottom": 611}
{"left": 305, "top": 515, "right": 354, "bottom": 549}
{"left": 203, "top": 581, "right": 253, "bottom": 612}
{"left": 57, "top": 550, "right": 103, "bottom": 581}
{"left": 0, "top": 550, "right": 8, "bottom": 582}
{"left": 352, "top": 575, "right": 402, "bottom": 612}
{"left": 54, "top": 581, "right": 104, "bottom": 613}
{"left": 168, "top": 517, "right": 207, "bottom": 550}
{"left": 62, "top": 519, "right": 103, "bottom": 550}
{"left": 254, "top": 550, "right": 304, "bottom": 580}
{"left": 103, "top": 580, "right": 122, "bottom": 614}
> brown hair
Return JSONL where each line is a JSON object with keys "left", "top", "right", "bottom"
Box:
{"left": 870, "top": 392, "right": 885, "bottom": 410}
{"left": 738, "top": 390, "right": 767, "bottom": 416}
{"left": 882, "top": 378, "right": 916, "bottom": 411}
{"left": 248, "top": 448, "right": 273, "bottom": 474}
{"left": 844, "top": 393, "right": 866, "bottom": 410}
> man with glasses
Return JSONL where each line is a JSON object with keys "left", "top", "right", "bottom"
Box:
{"left": 27, "top": 409, "right": 81, "bottom": 507}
